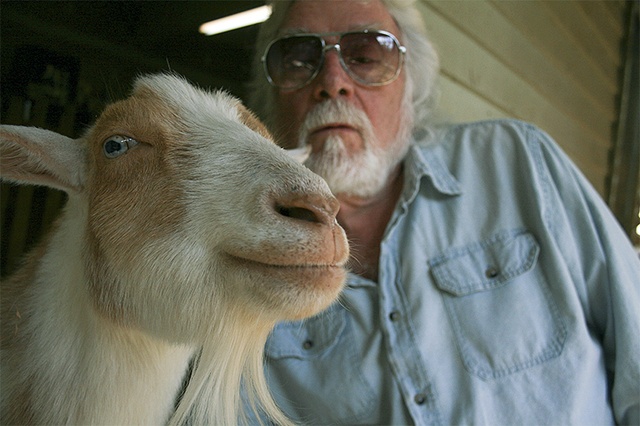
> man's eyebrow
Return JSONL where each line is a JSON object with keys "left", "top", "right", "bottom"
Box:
{"left": 279, "top": 27, "right": 309, "bottom": 36}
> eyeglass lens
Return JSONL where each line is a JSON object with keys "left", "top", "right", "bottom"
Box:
{"left": 265, "top": 32, "right": 402, "bottom": 89}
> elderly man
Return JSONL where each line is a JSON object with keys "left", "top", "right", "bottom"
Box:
{"left": 248, "top": 1, "right": 640, "bottom": 424}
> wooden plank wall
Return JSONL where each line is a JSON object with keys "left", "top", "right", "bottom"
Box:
{"left": 418, "top": 0, "right": 628, "bottom": 196}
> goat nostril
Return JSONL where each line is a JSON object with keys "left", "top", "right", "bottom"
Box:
{"left": 277, "top": 205, "right": 321, "bottom": 223}
{"left": 273, "top": 191, "right": 339, "bottom": 226}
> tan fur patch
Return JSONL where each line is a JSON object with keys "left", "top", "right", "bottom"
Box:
{"left": 85, "top": 88, "right": 188, "bottom": 324}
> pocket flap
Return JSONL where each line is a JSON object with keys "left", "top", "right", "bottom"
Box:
{"left": 265, "top": 303, "right": 346, "bottom": 360}
{"left": 429, "top": 230, "right": 539, "bottom": 297}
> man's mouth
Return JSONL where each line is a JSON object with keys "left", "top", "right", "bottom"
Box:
{"left": 311, "top": 124, "right": 357, "bottom": 136}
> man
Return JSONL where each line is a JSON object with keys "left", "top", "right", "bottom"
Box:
{"left": 248, "top": 1, "right": 640, "bottom": 424}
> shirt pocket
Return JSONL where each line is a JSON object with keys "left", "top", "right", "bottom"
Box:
{"left": 264, "top": 302, "right": 377, "bottom": 424}
{"left": 429, "top": 229, "right": 567, "bottom": 380}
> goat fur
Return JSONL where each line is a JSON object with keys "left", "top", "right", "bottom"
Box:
{"left": 0, "top": 73, "right": 348, "bottom": 425}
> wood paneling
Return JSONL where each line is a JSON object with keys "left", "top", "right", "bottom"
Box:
{"left": 418, "top": 0, "right": 628, "bottom": 196}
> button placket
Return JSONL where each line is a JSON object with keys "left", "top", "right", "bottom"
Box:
{"left": 377, "top": 220, "right": 442, "bottom": 424}
{"left": 379, "top": 271, "right": 441, "bottom": 424}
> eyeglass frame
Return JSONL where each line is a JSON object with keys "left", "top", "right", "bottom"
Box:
{"left": 261, "top": 29, "right": 407, "bottom": 90}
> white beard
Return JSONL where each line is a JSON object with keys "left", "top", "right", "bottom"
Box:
{"left": 299, "top": 99, "right": 410, "bottom": 198}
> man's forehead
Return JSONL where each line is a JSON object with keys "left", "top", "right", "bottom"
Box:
{"left": 278, "top": 0, "right": 399, "bottom": 35}
{"left": 278, "top": 23, "right": 386, "bottom": 37}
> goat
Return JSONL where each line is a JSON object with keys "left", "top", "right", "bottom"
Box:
{"left": 0, "top": 73, "right": 349, "bottom": 425}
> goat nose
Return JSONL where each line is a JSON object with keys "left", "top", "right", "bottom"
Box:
{"left": 274, "top": 192, "right": 339, "bottom": 227}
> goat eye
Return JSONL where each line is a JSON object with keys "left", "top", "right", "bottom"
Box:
{"left": 103, "top": 135, "right": 138, "bottom": 159}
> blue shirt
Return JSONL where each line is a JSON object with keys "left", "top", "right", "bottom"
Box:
{"left": 261, "top": 120, "right": 640, "bottom": 425}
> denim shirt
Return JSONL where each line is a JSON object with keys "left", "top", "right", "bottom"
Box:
{"left": 261, "top": 120, "right": 640, "bottom": 425}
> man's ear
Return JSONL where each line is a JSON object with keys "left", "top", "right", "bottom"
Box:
{"left": 0, "top": 125, "right": 87, "bottom": 194}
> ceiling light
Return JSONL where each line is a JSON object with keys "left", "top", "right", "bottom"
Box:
{"left": 199, "top": 5, "right": 272, "bottom": 36}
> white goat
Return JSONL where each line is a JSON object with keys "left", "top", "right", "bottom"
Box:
{"left": 0, "top": 73, "right": 349, "bottom": 425}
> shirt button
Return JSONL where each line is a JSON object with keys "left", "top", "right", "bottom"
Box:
{"left": 389, "top": 311, "right": 400, "bottom": 322}
{"left": 302, "top": 340, "right": 313, "bottom": 350}
{"left": 414, "top": 393, "right": 427, "bottom": 405}
{"left": 485, "top": 267, "right": 499, "bottom": 278}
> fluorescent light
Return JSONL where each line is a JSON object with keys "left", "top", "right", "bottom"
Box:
{"left": 199, "top": 5, "right": 272, "bottom": 36}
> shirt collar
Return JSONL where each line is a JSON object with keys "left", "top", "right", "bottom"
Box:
{"left": 399, "top": 134, "right": 462, "bottom": 207}
{"left": 345, "top": 132, "right": 462, "bottom": 288}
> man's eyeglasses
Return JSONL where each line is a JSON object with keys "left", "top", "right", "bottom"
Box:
{"left": 262, "top": 30, "right": 407, "bottom": 90}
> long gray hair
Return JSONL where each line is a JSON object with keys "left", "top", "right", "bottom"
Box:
{"left": 247, "top": 0, "right": 440, "bottom": 139}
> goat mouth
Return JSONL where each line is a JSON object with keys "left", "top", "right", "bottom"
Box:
{"left": 224, "top": 253, "right": 347, "bottom": 318}
{"left": 226, "top": 253, "right": 343, "bottom": 270}
{"left": 224, "top": 253, "right": 347, "bottom": 288}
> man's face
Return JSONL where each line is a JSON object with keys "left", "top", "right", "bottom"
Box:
{"left": 272, "top": 0, "right": 409, "bottom": 198}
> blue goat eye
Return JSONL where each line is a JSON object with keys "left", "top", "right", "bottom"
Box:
{"left": 103, "top": 135, "right": 138, "bottom": 159}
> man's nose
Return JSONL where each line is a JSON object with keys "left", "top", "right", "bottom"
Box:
{"left": 312, "top": 48, "right": 354, "bottom": 100}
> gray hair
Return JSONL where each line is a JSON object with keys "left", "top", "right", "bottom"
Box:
{"left": 247, "top": 0, "right": 440, "bottom": 138}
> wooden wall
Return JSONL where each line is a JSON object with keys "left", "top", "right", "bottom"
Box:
{"left": 419, "top": 0, "right": 628, "bottom": 197}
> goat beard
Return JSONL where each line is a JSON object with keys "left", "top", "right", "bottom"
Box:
{"left": 298, "top": 99, "right": 411, "bottom": 199}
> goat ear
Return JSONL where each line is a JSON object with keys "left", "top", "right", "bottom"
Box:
{"left": 236, "top": 102, "right": 273, "bottom": 140}
{"left": 0, "top": 125, "right": 87, "bottom": 193}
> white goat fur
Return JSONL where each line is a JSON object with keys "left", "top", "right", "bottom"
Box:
{"left": 0, "top": 74, "right": 349, "bottom": 425}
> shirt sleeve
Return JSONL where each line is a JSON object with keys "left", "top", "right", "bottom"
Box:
{"left": 529, "top": 125, "right": 640, "bottom": 425}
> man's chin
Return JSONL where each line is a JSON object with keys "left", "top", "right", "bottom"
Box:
{"left": 308, "top": 160, "right": 391, "bottom": 199}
